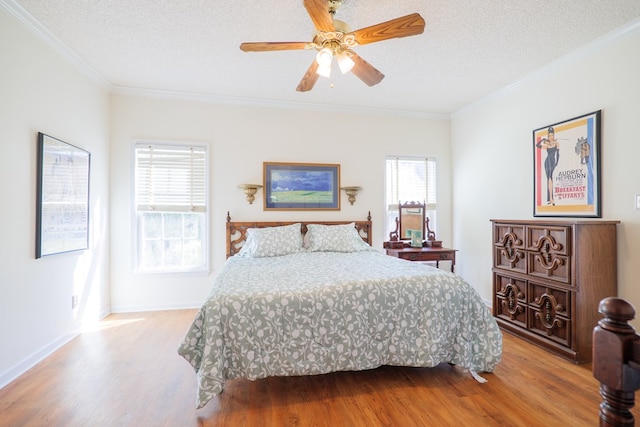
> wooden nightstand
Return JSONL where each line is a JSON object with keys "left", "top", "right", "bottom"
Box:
{"left": 385, "top": 246, "right": 457, "bottom": 272}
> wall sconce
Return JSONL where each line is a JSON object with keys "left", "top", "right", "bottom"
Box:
{"left": 238, "top": 184, "right": 262, "bottom": 204}
{"left": 341, "top": 186, "right": 362, "bottom": 205}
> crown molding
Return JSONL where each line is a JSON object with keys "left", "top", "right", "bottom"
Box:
{"left": 111, "top": 85, "right": 450, "bottom": 120}
{"left": 5, "top": 0, "right": 639, "bottom": 120}
{"left": 452, "top": 17, "right": 640, "bottom": 119}
{"left": 1, "top": 0, "right": 111, "bottom": 88}
{"left": 2, "top": 0, "right": 448, "bottom": 119}
{"left": 2, "top": 0, "right": 447, "bottom": 120}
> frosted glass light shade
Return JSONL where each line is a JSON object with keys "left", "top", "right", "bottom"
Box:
{"left": 315, "top": 47, "right": 333, "bottom": 66}
{"left": 337, "top": 53, "right": 354, "bottom": 74}
{"left": 316, "top": 63, "right": 331, "bottom": 78}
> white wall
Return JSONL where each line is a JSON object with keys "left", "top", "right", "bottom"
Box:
{"left": 109, "top": 95, "right": 452, "bottom": 311}
{"left": 451, "top": 23, "right": 640, "bottom": 321}
{"left": 0, "top": 7, "right": 110, "bottom": 386}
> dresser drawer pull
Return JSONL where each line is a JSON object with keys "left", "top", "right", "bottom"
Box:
{"left": 533, "top": 253, "right": 564, "bottom": 272}
{"left": 533, "top": 296, "right": 564, "bottom": 312}
{"left": 500, "top": 233, "right": 524, "bottom": 263}
{"left": 531, "top": 234, "right": 563, "bottom": 253}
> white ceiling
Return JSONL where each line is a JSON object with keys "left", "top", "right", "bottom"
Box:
{"left": 6, "top": 0, "right": 640, "bottom": 115}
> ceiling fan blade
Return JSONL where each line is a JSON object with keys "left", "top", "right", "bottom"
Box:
{"left": 350, "top": 52, "right": 385, "bottom": 87}
{"left": 350, "top": 13, "right": 425, "bottom": 46}
{"left": 303, "top": 0, "right": 335, "bottom": 32}
{"left": 240, "top": 42, "right": 310, "bottom": 52}
{"left": 296, "top": 60, "right": 320, "bottom": 92}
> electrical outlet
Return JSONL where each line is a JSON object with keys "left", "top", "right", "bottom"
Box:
{"left": 636, "top": 195, "right": 640, "bottom": 210}
{"left": 71, "top": 295, "right": 78, "bottom": 309}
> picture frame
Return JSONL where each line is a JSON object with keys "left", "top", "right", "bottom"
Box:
{"left": 410, "top": 229, "right": 423, "bottom": 248}
{"left": 36, "top": 133, "right": 91, "bottom": 258}
{"left": 533, "top": 110, "right": 601, "bottom": 217}
{"left": 264, "top": 162, "right": 340, "bottom": 210}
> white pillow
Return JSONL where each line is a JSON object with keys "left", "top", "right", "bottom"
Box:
{"left": 305, "top": 223, "right": 372, "bottom": 252}
{"left": 237, "top": 223, "right": 303, "bottom": 257}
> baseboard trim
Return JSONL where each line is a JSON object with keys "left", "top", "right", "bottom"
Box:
{"left": 0, "top": 331, "right": 79, "bottom": 390}
{"left": 109, "top": 302, "right": 202, "bottom": 313}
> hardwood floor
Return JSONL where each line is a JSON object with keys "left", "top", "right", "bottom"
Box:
{"left": 0, "top": 309, "right": 635, "bottom": 426}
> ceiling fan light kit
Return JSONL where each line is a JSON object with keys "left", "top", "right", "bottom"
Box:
{"left": 239, "top": 0, "right": 425, "bottom": 92}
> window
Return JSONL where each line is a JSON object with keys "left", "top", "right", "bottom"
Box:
{"left": 134, "top": 142, "right": 209, "bottom": 273}
{"left": 385, "top": 156, "right": 437, "bottom": 238}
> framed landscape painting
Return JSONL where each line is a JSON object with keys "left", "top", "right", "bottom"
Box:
{"left": 264, "top": 162, "right": 340, "bottom": 210}
{"left": 36, "top": 133, "right": 91, "bottom": 258}
{"left": 533, "top": 110, "right": 601, "bottom": 217}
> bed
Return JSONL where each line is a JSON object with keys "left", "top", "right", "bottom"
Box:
{"left": 178, "top": 214, "right": 502, "bottom": 409}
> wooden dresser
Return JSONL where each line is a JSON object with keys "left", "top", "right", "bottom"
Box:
{"left": 491, "top": 219, "right": 619, "bottom": 363}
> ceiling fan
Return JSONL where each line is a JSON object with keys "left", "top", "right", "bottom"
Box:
{"left": 239, "top": 0, "right": 425, "bottom": 92}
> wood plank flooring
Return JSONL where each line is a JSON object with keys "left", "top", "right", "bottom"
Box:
{"left": 0, "top": 309, "right": 636, "bottom": 426}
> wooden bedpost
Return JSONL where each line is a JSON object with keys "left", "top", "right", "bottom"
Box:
{"left": 593, "top": 297, "right": 640, "bottom": 426}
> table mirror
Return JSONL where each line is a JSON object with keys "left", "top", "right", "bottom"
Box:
{"left": 389, "top": 201, "right": 425, "bottom": 242}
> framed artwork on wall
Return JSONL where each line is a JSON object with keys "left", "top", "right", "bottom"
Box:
{"left": 36, "top": 132, "right": 91, "bottom": 258}
{"left": 264, "top": 162, "right": 340, "bottom": 210}
{"left": 533, "top": 110, "right": 601, "bottom": 217}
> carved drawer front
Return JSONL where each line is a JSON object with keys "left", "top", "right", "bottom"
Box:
{"left": 526, "top": 225, "right": 570, "bottom": 255}
{"left": 493, "top": 224, "right": 526, "bottom": 274}
{"left": 526, "top": 225, "right": 571, "bottom": 283}
{"left": 528, "top": 307, "right": 571, "bottom": 347}
{"left": 527, "top": 252, "right": 570, "bottom": 284}
{"left": 494, "top": 274, "right": 527, "bottom": 328}
{"left": 528, "top": 282, "right": 571, "bottom": 319}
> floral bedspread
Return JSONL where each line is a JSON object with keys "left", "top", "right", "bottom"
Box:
{"left": 178, "top": 251, "right": 502, "bottom": 408}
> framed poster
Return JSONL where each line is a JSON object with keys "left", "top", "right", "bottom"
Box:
{"left": 533, "top": 110, "right": 601, "bottom": 217}
{"left": 36, "top": 133, "right": 91, "bottom": 258}
{"left": 264, "top": 162, "right": 340, "bottom": 210}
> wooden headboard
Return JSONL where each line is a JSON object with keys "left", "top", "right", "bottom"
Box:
{"left": 226, "top": 211, "right": 373, "bottom": 258}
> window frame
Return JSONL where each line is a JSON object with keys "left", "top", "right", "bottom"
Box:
{"left": 132, "top": 140, "right": 210, "bottom": 274}
{"left": 384, "top": 156, "right": 437, "bottom": 240}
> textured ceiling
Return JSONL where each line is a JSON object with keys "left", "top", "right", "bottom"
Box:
{"left": 6, "top": 0, "right": 640, "bottom": 115}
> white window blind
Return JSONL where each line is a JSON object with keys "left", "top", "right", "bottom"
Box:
{"left": 134, "top": 142, "right": 208, "bottom": 273}
{"left": 385, "top": 156, "right": 437, "bottom": 236}
{"left": 135, "top": 144, "right": 206, "bottom": 212}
